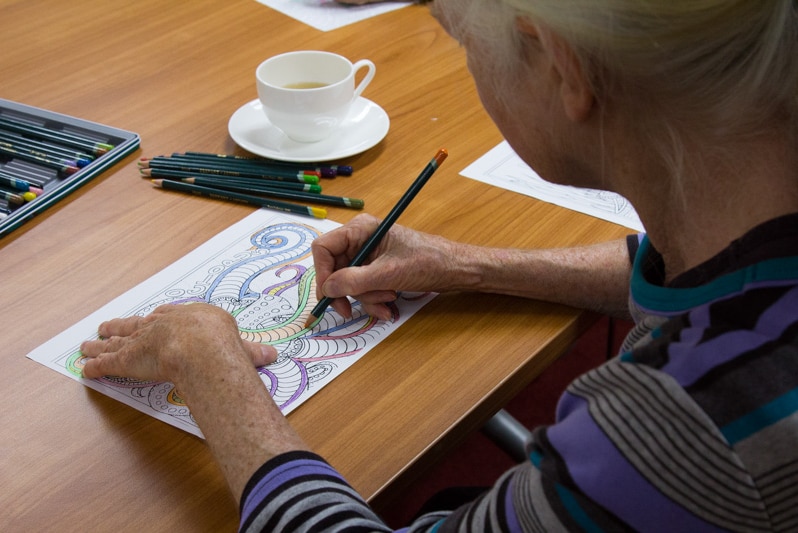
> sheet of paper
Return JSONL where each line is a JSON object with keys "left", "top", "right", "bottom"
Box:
{"left": 27, "top": 210, "right": 435, "bottom": 438}
{"left": 255, "top": 0, "right": 410, "bottom": 32}
{"left": 461, "top": 141, "right": 644, "bottom": 231}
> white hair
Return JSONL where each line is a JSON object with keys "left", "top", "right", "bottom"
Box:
{"left": 436, "top": 0, "right": 798, "bottom": 183}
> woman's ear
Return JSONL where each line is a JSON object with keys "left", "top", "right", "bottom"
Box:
{"left": 516, "top": 17, "right": 595, "bottom": 122}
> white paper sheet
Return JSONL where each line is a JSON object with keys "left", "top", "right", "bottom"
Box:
{"left": 255, "top": 0, "right": 410, "bottom": 32}
{"left": 461, "top": 141, "right": 644, "bottom": 231}
{"left": 27, "top": 210, "right": 435, "bottom": 438}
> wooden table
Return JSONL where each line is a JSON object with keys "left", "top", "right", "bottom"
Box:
{"left": 0, "top": 1, "right": 629, "bottom": 531}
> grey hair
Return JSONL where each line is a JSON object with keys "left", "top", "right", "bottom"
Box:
{"left": 436, "top": 0, "right": 798, "bottom": 184}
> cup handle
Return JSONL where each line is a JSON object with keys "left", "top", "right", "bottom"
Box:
{"left": 352, "top": 59, "right": 376, "bottom": 100}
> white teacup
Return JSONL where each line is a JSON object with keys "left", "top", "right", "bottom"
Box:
{"left": 256, "top": 51, "right": 376, "bottom": 143}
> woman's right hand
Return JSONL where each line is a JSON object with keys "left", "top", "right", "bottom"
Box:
{"left": 310, "top": 213, "right": 458, "bottom": 320}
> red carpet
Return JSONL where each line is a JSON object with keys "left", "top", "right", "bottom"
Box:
{"left": 379, "top": 316, "right": 633, "bottom": 528}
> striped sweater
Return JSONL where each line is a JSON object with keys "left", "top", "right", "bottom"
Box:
{"left": 240, "top": 212, "right": 798, "bottom": 532}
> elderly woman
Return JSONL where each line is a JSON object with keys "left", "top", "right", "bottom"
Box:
{"left": 81, "top": 0, "right": 798, "bottom": 531}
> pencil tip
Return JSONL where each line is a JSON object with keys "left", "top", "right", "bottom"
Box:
{"left": 303, "top": 314, "right": 318, "bottom": 329}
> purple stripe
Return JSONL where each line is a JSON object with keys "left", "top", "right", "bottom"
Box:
{"left": 664, "top": 329, "right": 765, "bottom": 387}
{"left": 241, "top": 458, "right": 345, "bottom": 519}
{"left": 663, "top": 286, "right": 798, "bottom": 387}
{"left": 549, "top": 392, "right": 726, "bottom": 532}
{"left": 757, "top": 285, "right": 798, "bottom": 336}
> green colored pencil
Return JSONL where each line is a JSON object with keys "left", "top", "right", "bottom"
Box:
{"left": 141, "top": 158, "right": 319, "bottom": 184}
{"left": 152, "top": 179, "right": 327, "bottom": 219}
{"left": 179, "top": 177, "right": 363, "bottom": 209}
{"left": 179, "top": 152, "right": 345, "bottom": 178}
{"left": 140, "top": 168, "right": 321, "bottom": 192}
{"left": 0, "top": 116, "right": 113, "bottom": 155}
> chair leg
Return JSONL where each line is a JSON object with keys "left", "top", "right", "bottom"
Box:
{"left": 481, "top": 409, "right": 532, "bottom": 463}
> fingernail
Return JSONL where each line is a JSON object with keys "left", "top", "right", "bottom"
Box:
{"left": 322, "top": 279, "right": 340, "bottom": 298}
{"left": 260, "top": 345, "right": 277, "bottom": 364}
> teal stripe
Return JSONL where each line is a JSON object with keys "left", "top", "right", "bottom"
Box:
{"left": 554, "top": 484, "right": 605, "bottom": 533}
{"left": 430, "top": 519, "right": 443, "bottom": 533}
{"left": 630, "top": 236, "right": 798, "bottom": 314}
{"left": 722, "top": 387, "right": 798, "bottom": 444}
{"left": 531, "top": 448, "right": 604, "bottom": 532}
{"left": 530, "top": 449, "right": 543, "bottom": 467}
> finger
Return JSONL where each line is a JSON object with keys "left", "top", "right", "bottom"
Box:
{"left": 360, "top": 302, "right": 393, "bottom": 321}
{"left": 96, "top": 315, "right": 148, "bottom": 340}
{"left": 79, "top": 334, "right": 130, "bottom": 359}
{"left": 242, "top": 341, "right": 278, "bottom": 367}
{"left": 328, "top": 297, "right": 354, "bottom": 320}
{"left": 320, "top": 261, "right": 396, "bottom": 299}
{"left": 328, "top": 294, "right": 394, "bottom": 321}
{"left": 79, "top": 338, "right": 108, "bottom": 358}
{"left": 312, "top": 214, "right": 381, "bottom": 299}
{"left": 80, "top": 348, "right": 131, "bottom": 379}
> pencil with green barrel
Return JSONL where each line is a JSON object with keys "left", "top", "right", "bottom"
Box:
{"left": 151, "top": 179, "right": 327, "bottom": 219}
{"left": 303, "top": 148, "right": 448, "bottom": 328}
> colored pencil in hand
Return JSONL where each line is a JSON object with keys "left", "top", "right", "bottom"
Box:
{"left": 304, "top": 148, "right": 448, "bottom": 328}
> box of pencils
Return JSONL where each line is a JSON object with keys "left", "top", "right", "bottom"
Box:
{"left": 0, "top": 98, "right": 140, "bottom": 238}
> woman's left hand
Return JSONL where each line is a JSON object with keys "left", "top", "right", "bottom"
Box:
{"left": 79, "top": 303, "right": 278, "bottom": 385}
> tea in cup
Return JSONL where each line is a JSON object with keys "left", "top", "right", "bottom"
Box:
{"left": 256, "top": 51, "right": 376, "bottom": 143}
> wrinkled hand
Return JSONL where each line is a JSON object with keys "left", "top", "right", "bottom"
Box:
{"left": 79, "top": 303, "right": 278, "bottom": 385}
{"left": 311, "top": 213, "right": 455, "bottom": 320}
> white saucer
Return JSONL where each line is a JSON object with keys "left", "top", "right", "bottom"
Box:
{"left": 228, "top": 97, "right": 390, "bottom": 162}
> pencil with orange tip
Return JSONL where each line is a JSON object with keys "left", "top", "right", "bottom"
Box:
{"left": 304, "top": 148, "right": 448, "bottom": 329}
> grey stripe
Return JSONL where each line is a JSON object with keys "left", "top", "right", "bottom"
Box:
{"left": 247, "top": 478, "right": 389, "bottom": 533}
{"left": 622, "top": 305, "right": 668, "bottom": 353}
{"left": 510, "top": 462, "right": 566, "bottom": 533}
{"left": 570, "top": 361, "right": 771, "bottom": 531}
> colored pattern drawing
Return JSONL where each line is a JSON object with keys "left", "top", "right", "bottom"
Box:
{"left": 28, "top": 211, "right": 435, "bottom": 438}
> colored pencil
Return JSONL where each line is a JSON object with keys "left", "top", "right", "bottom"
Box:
{"left": 183, "top": 151, "right": 350, "bottom": 177}
{"left": 304, "top": 148, "right": 448, "bottom": 328}
{"left": 0, "top": 187, "right": 26, "bottom": 205}
{"left": 143, "top": 155, "right": 321, "bottom": 179}
{"left": 2, "top": 168, "right": 47, "bottom": 187}
{"left": 0, "top": 198, "right": 11, "bottom": 215}
{"left": 176, "top": 177, "right": 363, "bottom": 209}
{"left": 0, "top": 171, "right": 44, "bottom": 194}
{"left": 139, "top": 159, "right": 320, "bottom": 184}
{"left": 0, "top": 116, "right": 113, "bottom": 156}
{"left": 151, "top": 172, "right": 321, "bottom": 194}
{"left": 139, "top": 168, "right": 322, "bottom": 192}
{"left": 151, "top": 179, "right": 327, "bottom": 219}
{"left": 0, "top": 143, "right": 79, "bottom": 175}
{"left": 0, "top": 130, "right": 94, "bottom": 166}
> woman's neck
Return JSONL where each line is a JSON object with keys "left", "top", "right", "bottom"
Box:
{"left": 619, "top": 131, "right": 798, "bottom": 282}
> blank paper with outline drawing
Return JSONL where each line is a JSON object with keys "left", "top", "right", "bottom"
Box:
{"left": 461, "top": 141, "right": 644, "bottom": 231}
{"left": 26, "top": 210, "right": 436, "bottom": 438}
